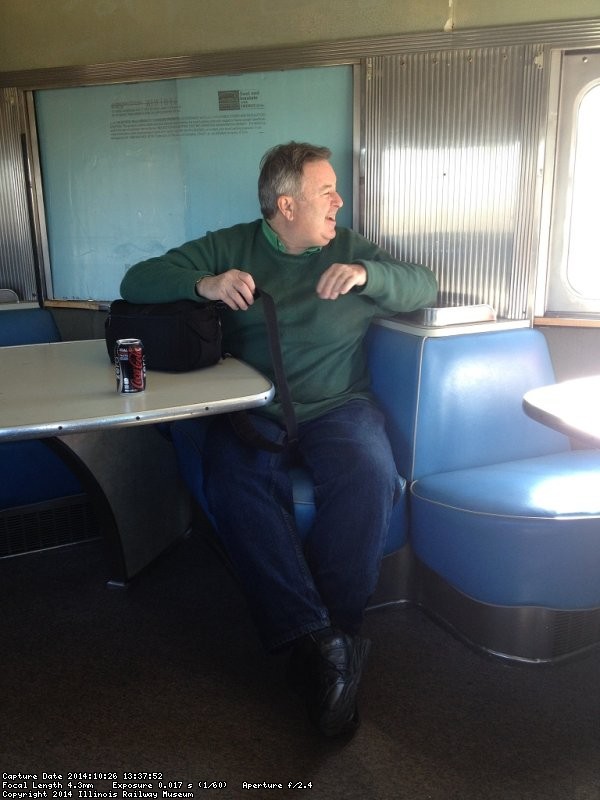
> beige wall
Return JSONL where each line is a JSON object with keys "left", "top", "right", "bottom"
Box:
{"left": 1, "top": 0, "right": 600, "bottom": 73}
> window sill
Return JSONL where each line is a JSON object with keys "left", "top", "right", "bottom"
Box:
{"left": 534, "top": 316, "right": 600, "bottom": 329}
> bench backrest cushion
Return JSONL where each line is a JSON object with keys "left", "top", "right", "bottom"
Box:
{"left": 368, "top": 325, "right": 571, "bottom": 481}
{"left": 0, "top": 308, "right": 60, "bottom": 346}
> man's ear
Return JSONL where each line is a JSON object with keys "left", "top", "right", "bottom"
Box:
{"left": 277, "top": 194, "right": 295, "bottom": 221}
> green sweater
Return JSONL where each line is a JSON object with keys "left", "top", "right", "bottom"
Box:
{"left": 120, "top": 220, "right": 438, "bottom": 423}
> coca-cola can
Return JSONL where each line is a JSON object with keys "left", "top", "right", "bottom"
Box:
{"left": 115, "top": 338, "right": 146, "bottom": 393}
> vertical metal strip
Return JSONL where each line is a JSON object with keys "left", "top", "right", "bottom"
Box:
{"left": 0, "top": 88, "right": 38, "bottom": 300}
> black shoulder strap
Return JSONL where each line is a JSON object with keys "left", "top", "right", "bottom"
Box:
{"left": 254, "top": 289, "right": 298, "bottom": 446}
{"left": 228, "top": 288, "right": 298, "bottom": 452}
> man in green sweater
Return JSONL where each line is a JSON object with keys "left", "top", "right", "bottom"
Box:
{"left": 121, "top": 141, "right": 437, "bottom": 738}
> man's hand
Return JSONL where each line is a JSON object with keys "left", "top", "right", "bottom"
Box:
{"left": 196, "top": 269, "right": 256, "bottom": 310}
{"left": 316, "top": 263, "right": 367, "bottom": 300}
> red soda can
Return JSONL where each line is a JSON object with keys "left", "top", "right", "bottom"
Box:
{"left": 115, "top": 338, "right": 146, "bottom": 393}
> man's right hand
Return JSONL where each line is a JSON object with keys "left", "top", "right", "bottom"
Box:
{"left": 195, "top": 269, "right": 256, "bottom": 310}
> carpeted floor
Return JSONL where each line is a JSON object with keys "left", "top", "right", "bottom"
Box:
{"left": 2, "top": 532, "right": 600, "bottom": 800}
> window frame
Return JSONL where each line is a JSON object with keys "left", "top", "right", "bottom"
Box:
{"left": 537, "top": 47, "right": 600, "bottom": 321}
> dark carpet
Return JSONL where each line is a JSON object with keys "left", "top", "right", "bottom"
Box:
{"left": 2, "top": 532, "right": 600, "bottom": 800}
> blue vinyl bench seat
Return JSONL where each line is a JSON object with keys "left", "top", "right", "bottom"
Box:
{"left": 0, "top": 306, "right": 62, "bottom": 346}
{"left": 0, "top": 440, "right": 84, "bottom": 510}
{"left": 411, "top": 450, "right": 600, "bottom": 609}
{"left": 371, "top": 322, "right": 600, "bottom": 661}
{"left": 0, "top": 307, "right": 89, "bottom": 549}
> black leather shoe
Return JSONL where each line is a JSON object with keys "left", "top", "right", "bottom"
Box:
{"left": 288, "top": 629, "right": 371, "bottom": 738}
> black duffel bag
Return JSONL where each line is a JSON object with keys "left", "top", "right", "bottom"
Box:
{"left": 104, "top": 290, "right": 297, "bottom": 450}
{"left": 105, "top": 299, "right": 222, "bottom": 372}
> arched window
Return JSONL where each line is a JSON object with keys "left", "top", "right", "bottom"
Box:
{"left": 543, "top": 50, "right": 600, "bottom": 317}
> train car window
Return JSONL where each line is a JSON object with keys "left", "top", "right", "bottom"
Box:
{"left": 564, "top": 83, "right": 600, "bottom": 297}
{"left": 543, "top": 50, "right": 600, "bottom": 318}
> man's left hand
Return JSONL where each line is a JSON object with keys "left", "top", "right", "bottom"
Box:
{"left": 316, "top": 263, "right": 367, "bottom": 300}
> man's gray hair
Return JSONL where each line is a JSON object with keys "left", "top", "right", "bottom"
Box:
{"left": 258, "top": 141, "right": 332, "bottom": 219}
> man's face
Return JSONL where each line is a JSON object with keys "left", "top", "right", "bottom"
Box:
{"left": 288, "top": 159, "right": 344, "bottom": 251}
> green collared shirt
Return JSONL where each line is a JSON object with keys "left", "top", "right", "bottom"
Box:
{"left": 261, "top": 219, "right": 322, "bottom": 255}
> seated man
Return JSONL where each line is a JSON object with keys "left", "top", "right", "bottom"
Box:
{"left": 121, "top": 141, "right": 437, "bottom": 737}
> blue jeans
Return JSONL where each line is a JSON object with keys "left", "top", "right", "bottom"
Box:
{"left": 202, "top": 399, "right": 401, "bottom": 651}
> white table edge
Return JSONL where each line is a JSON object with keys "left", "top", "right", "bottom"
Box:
{"left": 0, "top": 388, "right": 275, "bottom": 442}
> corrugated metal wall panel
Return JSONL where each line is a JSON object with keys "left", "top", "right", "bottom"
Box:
{"left": 0, "top": 88, "right": 38, "bottom": 301}
{"left": 362, "top": 46, "right": 545, "bottom": 319}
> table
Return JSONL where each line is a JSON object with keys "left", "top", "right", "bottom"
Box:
{"left": 523, "top": 375, "right": 600, "bottom": 447}
{"left": 0, "top": 339, "right": 274, "bottom": 583}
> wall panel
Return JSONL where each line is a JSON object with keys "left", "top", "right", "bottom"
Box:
{"left": 362, "top": 46, "right": 546, "bottom": 319}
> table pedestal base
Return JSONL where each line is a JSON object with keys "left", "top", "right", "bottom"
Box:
{"left": 47, "top": 426, "right": 192, "bottom": 585}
